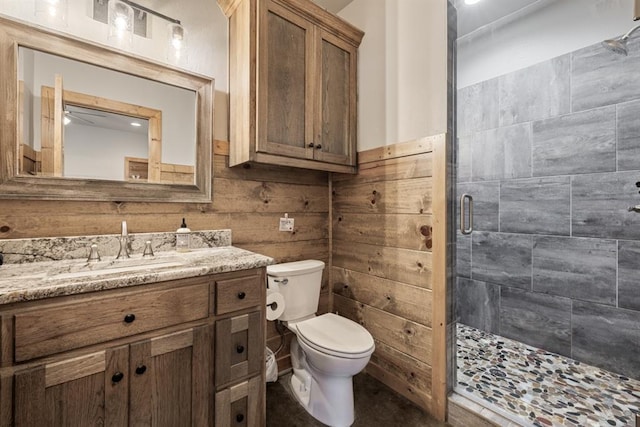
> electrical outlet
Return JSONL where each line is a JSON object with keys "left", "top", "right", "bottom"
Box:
{"left": 279, "top": 217, "right": 294, "bottom": 232}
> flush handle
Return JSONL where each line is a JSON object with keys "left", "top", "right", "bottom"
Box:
{"left": 273, "top": 278, "right": 288, "bottom": 285}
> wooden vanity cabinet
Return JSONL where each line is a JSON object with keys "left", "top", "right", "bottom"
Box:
{"left": 219, "top": 0, "right": 363, "bottom": 174}
{"left": 0, "top": 268, "right": 266, "bottom": 427}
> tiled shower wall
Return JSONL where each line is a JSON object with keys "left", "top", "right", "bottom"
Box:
{"left": 456, "top": 38, "right": 640, "bottom": 379}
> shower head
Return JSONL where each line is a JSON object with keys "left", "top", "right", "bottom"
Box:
{"left": 602, "top": 23, "right": 640, "bottom": 55}
{"left": 602, "top": 37, "right": 629, "bottom": 56}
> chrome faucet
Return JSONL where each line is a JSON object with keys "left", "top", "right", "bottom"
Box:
{"left": 116, "top": 221, "right": 132, "bottom": 259}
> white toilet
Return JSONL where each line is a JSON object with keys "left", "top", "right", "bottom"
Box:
{"left": 267, "top": 260, "right": 375, "bottom": 427}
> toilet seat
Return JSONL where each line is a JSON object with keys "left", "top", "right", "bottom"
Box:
{"left": 294, "top": 313, "right": 374, "bottom": 359}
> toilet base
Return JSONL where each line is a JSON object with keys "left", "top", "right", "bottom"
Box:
{"left": 289, "top": 367, "right": 355, "bottom": 427}
{"left": 289, "top": 338, "right": 356, "bottom": 427}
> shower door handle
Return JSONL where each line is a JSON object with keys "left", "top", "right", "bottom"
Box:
{"left": 460, "top": 194, "right": 473, "bottom": 235}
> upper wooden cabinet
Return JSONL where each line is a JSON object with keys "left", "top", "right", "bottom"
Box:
{"left": 219, "top": 0, "right": 364, "bottom": 174}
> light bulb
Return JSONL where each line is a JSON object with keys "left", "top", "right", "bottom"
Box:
{"left": 114, "top": 15, "right": 128, "bottom": 32}
{"left": 167, "top": 23, "right": 188, "bottom": 65}
{"left": 108, "top": 0, "right": 134, "bottom": 47}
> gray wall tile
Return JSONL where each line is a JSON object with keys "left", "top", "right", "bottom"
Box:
{"left": 532, "top": 236, "right": 617, "bottom": 305}
{"left": 532, "top": 106, "right": 616, "bottom": 176}
{"left": 503, "top": 123, "right": 532, "bottom": 179}
{"left": 572, "top": 171, "right": 640, "bottom": 239}
{"left": 500, "top": 177, "right": 571, "bottom": 235}
{"left": 458, "top": 79, "right": 499, "bottom": 136}
{"left": 457, "top": 232, "right": 471, "bottom": 278}
{"left": 472, "top": 232, "right": 532, "bottom": 289}
{"left": 457, "top": 277, "right": 500, "bottom": 334}
{"left": 457, "top": 181, "right": 499, "bottom": 232}
{"left": 572, "top": 38, "right": 640, "bottom": 112}
{"left": 457, "top": 136, "right": 471, "bottom": 182}
{"left": 499, "top": 55, "right": 570, "bottom": 126}
{"left": 471, "top": 129, "right": 503, "bottom": 181}
{"left": 471, "top": 124, "right": 531, "bottom": 181}
{"left": 618, "top": 240, "right": 640, "bottom": 312}
{"left": 500, "top": 287, "right": 572, "bottom": 357}
{"left": 617, "top": 100, "right": 640, "bottom": 171}
{"left": 572, "top": 301, "right": 640, "bottom": 379}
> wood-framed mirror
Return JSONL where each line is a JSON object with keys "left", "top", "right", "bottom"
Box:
{"left": 0, "top": 16, "right": 213, "bottom": 203}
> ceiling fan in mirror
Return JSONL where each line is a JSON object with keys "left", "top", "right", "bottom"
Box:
{"left": 63, "top": 106, "right": 106, "bottom": 125}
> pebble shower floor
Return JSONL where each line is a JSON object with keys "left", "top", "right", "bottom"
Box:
{"left": 456, "top": 324, "right": 640, "bottom": 426}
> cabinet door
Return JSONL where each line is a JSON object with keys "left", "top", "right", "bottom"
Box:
{"left": 314, "top": 29, "right": 357, "bottom": 166}
{"left": 13, "top": 345, "right": 129, "bottom": 427}
{"left": 215, "top": 376, "right": 262, "bottom": 427}
{"left": 129, "top": 324, "right": 214, "bottom": 427}
{"left": 215, "top": 311, "right": 263, "bottom": 388}
{"left": 258, "top": 0, "right": 315, "bottom": 160}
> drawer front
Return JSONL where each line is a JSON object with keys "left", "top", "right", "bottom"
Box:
{"left": 215, "top": 376, "right": 262, "bottom": 427}
{"left": 14, "top": 283, "right": 210, "bottom": 362}
{"left": 215, "top": 311, "right": 263, "bottom": 387}
{"left": 215, "top": 274, "right": 263, "bottom": 315}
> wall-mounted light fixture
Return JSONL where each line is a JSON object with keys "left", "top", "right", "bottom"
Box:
{"left": 108, "top": 0, "right": 134, "bottom": 48}
{"left": 99, "top": 0, "right": 188, "bottom": 65}
{"left": 35, "top": 0, "right": 68, "bottom": 27}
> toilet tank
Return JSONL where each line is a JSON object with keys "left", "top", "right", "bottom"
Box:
{"left": 266, "top": 260, "right": 325, "bottom": 322}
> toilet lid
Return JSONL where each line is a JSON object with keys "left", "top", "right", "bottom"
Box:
{"left": 295, "top": 313, "right": 374, "bottom": 356}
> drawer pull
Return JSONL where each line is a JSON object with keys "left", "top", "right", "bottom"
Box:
{"left": 236, "top": 414, "right": 245, "bottom": 423}
{"left": 135, "top": 365, "right": 147, "bottom": 375}
{"left": 315, "top": 144, "right": 322, "bottom": 149}
{"left": 123, "top": 314, "right": 136, "bottom": 323}
{"left": 236, "top": 345, "right": 245, "bottom": 354}
{"left": 111, "top": 372, "right": 124, "bottom": 383}
{"left": 237, "top": 291, "right": 246, "bottom": 300}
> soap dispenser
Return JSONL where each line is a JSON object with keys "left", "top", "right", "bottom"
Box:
{"left": 176, "top": 218, "right": 191, "bottom": 253}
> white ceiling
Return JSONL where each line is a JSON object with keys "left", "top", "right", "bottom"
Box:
{"left": 310, "top": 0, "right": 548, "bottom": 39}
{"left": 456, "top": 0, "right": 546, "bottom": 37}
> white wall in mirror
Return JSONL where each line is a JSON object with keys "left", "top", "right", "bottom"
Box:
{"left": 19, "top": 47, "right": 197, "bottom": 180}
{"left": 64, "top": 122, "right": 148, "bottom": 180}
{"left": 0, "top": 0, "right": 228, "bottom": 138}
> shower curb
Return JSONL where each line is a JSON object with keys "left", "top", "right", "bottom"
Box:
{"left": 448, "top": 392, "right": 526, "bottom": 427}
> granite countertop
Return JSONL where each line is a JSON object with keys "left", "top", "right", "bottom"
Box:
{"left": 0, "top": 230, "right": 275, "bottom": 305}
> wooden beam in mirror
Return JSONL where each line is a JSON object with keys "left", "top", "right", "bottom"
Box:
{"left": 0, "top": 16, "right": 213, "bottom": 203}
{"left": 38, "top": 82, "right": 165, "bottom": 183}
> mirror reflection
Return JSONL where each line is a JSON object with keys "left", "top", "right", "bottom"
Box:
{"left": 17, "top": 46, "right": 197, "bottom": 184}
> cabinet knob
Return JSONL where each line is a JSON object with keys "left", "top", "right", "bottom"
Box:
{"left": 315, "top": 144, "right": 322, "bottom": 149}
{"left": 135, "top": 365, "right": 147, "bottom": 375}
{"left": 237, "top": 291, "right": 246, "bottom": 300}
{"left": 236, "top": 414, "right": 245, "bottom": 423}
{"left": 308, "top": 143, "right": 315, "bottom": 148}
{"left": 111, "top": 372, "right": 124, "bottom": 383}
{"left": 236, "top": 345, "right": 245, "bottom": 354}
{"left": 124, "top": 314, "right": 136, "bottom": 323}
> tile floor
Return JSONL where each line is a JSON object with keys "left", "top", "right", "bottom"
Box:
{"left": 266, "top": 372, "right": 448, "bottom": 427}
{"left": 457, "top": 323, "right": 640, "bottom": 427}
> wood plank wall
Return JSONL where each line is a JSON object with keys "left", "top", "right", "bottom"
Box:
{"left": 0, "top": 141, "right": 330, "bottom": 372}
{"left": 331, "top": 135, "right": 445, "bottom": 415}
